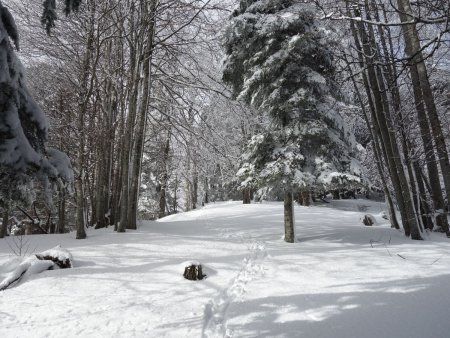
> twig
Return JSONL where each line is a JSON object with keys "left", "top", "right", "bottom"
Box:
{"left": 430, "top": 256, "right": 443, "bottom": 266}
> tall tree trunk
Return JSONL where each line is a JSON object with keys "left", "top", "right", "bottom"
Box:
{"left": 396, "top": 0, "right": 450, "bottom": 236}
{"left": 408, "top": 63, "right": 447, "bottom": 232}
{"left": 351, "top": 5, "right": 421, "bottom": 239}
{"left": 344, "top": 50, "right": 401, "bottom": 230}
{"left": 158, "top": 133, "right": 171, "bottom": 218}
{"left": 95, "top": 73, "right": 113, "bottom": 229}
{"left": 118, "top": 3, "right": 141, "bottom": 232}
{"left": 109, "top": 4, "right": 127, "bottom": 229}
{"left": 127, "top": 0, "right": 158, "bottom": 230}
{"left": 76, "top": 4, "right": 97, "bottom": 240}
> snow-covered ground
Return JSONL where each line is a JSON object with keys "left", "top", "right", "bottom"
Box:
{"left": 1, "top": 200, "right": 450, "bottom": 338}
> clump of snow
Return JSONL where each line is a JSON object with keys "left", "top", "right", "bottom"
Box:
{"left": 47, "top": 148, "right": 74, "bottom": 183}
{"left": 180, "top": 260, "right": 201, "bottom": 269}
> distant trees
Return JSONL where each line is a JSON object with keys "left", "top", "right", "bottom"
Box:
{"left": 2, "top": 0, "right": 247, "bottom": 236}
{"left": 223, "top": 0, "right": 361, "bottom": 242}
{"left": 4, "top": 0, "right": 448, "bottom": 243}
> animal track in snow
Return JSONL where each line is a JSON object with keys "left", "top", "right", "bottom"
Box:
{"left": 202, "top": 238, "right": 268, "bottom": 338}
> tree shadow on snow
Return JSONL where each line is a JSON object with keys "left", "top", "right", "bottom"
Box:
{"left": 223, "top": 273, "right": 450, "bottom": 338}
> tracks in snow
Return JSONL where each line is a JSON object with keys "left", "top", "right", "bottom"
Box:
{"left": 202, "top": 233, "right": 268, "bottom": 338}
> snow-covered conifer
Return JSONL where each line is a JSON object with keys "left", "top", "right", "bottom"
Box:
{"left": 0, "top": 1, "right": 72, "bottom": 208}
{"left": 224, "top": 0, "right": 361, "bottom": 241}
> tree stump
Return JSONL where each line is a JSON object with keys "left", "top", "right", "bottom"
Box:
{"left": 362, "top": 215, "right": 375, "bottom": 226}
{"left": 183, "top": 264, "right": 206, "bottom": 281}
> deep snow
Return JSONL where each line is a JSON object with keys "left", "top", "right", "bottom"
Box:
{"left": 1, "top": 200, "right": 450, "bottom": 338}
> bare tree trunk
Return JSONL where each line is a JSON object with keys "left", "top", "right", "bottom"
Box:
{"left": 243, "top": 188, "right": 251, "bottom": 204}
{"left": 57, "top": 184, "right": 66, "bottom": 234}
{"left": 75, "top": 137, "right": 87, "bottom": 238}
{"left": 109, "top": 3, "right": 127, "bottom": 230}
{"left": 127, "top": 0, "right": 158, "bottom": 229}
{"left": 76, "top": 4, "right": 97, "bottom": 240}
{"left": 0, "top": 209, "right": 8, "bottom": 238}
{"left": 173, "top": 174, "right": 178, "bottom": 214}
{"left": 396, "top": 0, "right": 450, "bottom": 236}
{"left": 284, "top": 190, "right": 295, "bottom": 243}
{"left": 118, "top": 3, "right": 141, "bottom": 232}
{"left": 343, "top": 47, "right": 401, "bottom": 230}
{"left": 95, "top": 73, "right": 113, "bottom": 229}
{"left": 192, "top": 173, "right": 198, "bottom": 210}
{"left": 413, "top": 161, "right": 434, "bottom": 230}
{"left": 158, "top": 133, "right": 171, "bottom": 218}
{"left": 351, "top": 4, "right": 421, "bottom": 239}
{"left": 204, "top": 177, "right": 209, "bottom": 204}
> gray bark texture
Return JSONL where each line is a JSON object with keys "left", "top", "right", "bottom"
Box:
{"left": 284, "top": 190, "right": 295, "bottom": 243}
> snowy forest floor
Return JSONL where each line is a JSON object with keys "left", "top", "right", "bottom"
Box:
{"left": 1, "top": 200, "right": 450, "bottom": 338}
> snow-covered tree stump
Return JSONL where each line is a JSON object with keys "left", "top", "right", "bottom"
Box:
{"left": 362, "top": 215, "right": 375, "bottom": 226}
{"left": 183, "top": 263, "right": 206, "bottom": 281}
{"left": 35, "top": 245, "right": 73, "bottom": 269}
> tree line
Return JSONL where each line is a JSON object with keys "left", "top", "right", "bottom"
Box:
{"left": 1, "top": 0, "right": 449, "bottom": 243}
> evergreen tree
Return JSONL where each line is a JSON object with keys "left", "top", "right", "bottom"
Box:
{"left": 0, "top": 2, "right": 74, "bottom": 215}
{"left": 224, "top": 0, "right": 361, "bottom": 242}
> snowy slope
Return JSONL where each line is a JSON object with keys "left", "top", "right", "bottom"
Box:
{"left": 1, "top": 200, "right": 450, "bottom": 338}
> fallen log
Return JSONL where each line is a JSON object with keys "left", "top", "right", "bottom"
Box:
{"left": 0, "top": 259, "right": 54, "bottom": 291}
{"left": 1, "top": 246, "right": 73, "bottom": 291}
{"left": 35, "top": 245, "right": 73, "bottom": 268}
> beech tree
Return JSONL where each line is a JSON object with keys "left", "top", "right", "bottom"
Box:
{"left": 8, "top": 0, "right": 243, "bottom": 235}
{"left": 313, "top": 0, "right": 450, "bottom": 239}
